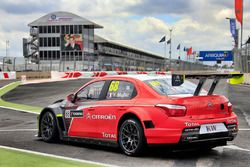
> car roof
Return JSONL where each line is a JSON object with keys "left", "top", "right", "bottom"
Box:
{"left": 103, "top": 74, "right": 171, "bottom": 81}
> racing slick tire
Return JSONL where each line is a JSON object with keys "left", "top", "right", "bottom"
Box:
{"left": 118, "top": 118, "right": 145, "bottom": 156}
{"left": 40, "top": 111, "right": 59, "bottom": 143}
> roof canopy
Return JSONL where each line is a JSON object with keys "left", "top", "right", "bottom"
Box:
{"left": 94, "top": 35, "right": 165, "bottom": 59}
{"left": 28, "top": 11, "right": 103, "bottom": 28}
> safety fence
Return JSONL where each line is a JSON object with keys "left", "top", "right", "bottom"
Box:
{"left": 234, "top": 46, "right": 250, "bottom": 73}
{"left": 1, "top": 57, "right": 216, "bottom": 72}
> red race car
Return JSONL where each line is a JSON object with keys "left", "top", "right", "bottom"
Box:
{"left": 38, "top": 73, "right": 242, "bottom": 156}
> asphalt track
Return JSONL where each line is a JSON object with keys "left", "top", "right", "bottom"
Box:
{"left": 0, "top": 79, "right": 250, "bottom": 166}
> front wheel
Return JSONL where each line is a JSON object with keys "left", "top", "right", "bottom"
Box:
{"left": 40, "top": 112, "right": 59, "bottom": 142}
{"left": 118, "top": 119, "right": 145, "bottom": 156}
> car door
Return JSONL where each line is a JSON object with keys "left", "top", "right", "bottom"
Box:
{"left": 66, "top": 80, "right": 106, "bottom": 139}
{"left": 93, "top": 80, "right": 137, "bottom": 141}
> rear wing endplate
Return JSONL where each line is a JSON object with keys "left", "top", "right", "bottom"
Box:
{"left": 172, "top": 73, "right": 244, "bottom": 96}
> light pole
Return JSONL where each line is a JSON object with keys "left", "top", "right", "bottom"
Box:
{"left": 3, "top": 57, "right": 7, "bottom": 71}
{"left": 6, "top": 40, "right": 9, "bottom": 57}
{"left": 13, "top": 57, "right": 16, "bottom": 71}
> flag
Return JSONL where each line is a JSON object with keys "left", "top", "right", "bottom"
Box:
{"left": 245, "top": 36, "right": 250, "bottom": 44}
{"left": 177, "top": 44, "right": 180, "bottom": 50}
{"left": 159, "top": 36, "right": 166, "bottom": 43}
{"left": 229, "top": 18, "right": 237, "bottom": 41}
{"left": 167, "top": 39, "right": 171, "bottom": 44}
{"left": 235, "top": 0, "right": 243, "bottom": 25}
{"left": 187, "top": 47, "right": 192, "bottom": 56}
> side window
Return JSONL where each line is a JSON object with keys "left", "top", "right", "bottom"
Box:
{"left": 106, "top": 81, "right": 135, "bottom": 100}
{"left": 77, "top": 81, "right": 105, "bottom": 101}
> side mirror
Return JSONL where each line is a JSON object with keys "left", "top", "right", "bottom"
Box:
{"left": 67, "top": 93, "right": 75, "bottom": 103}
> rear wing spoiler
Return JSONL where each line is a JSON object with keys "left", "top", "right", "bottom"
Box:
{"left": 171, "top": 73, "right": 244, "bottom": 96}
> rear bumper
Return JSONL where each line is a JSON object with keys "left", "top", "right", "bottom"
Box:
{"left": 144, "top": 114, "right": 238, "bottom": 144}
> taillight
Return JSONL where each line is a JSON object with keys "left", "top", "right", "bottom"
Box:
{"left": 228, "top": 102, "right": 233, "bottom": 114}
{"left": 156, "top": 104, "right": 186, "bottom": 117}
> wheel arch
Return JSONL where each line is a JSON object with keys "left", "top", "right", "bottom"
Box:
{"left": 117, "top": 108, "right": 153, "bottom": 142}
{"left": 38, "top": 107, "right": 63, "bottom": 137}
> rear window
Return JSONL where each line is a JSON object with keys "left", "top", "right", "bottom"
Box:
{"left": 144, "top": 78, "right": 202, "bottom": 96}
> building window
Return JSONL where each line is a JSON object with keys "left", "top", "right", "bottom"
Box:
{"left": 52, "top": 38, "right": 56, "bottom": 47}
{"left": 66, "top": 25, "right": 69, "bottom": 34}
{"left": 48, "top": 26, "right": 51, "bottom": 33}
{"left": 44, "top": 38, "right": 48, "bottom": 47}
{"left": 52, "top": 26, "right": 55, "bottom": 33}
{"left": 44, "top": 51, "right": 48, "bottom": 60}
{"left": 74, "top": 25, "right": 78, "bottom": 34}
{"left": 57, "top": 51, "right": 60, "bottom": 60}
{"left": 39, "top": 26, "right": 43, "bottom": 33}
{"left": 39, "top": 38, "right": 43, "bottom": 47}
{"left": 56, "top": 26, "right": 60, "bottom": 33}
{"left": 39, "top": 51, "right": 43, "bottom": 60}
{"left": 70, "top": 52, "right": 74, "bottom": 61}
{"left": 70, "top": 25, "right": 74, "bottom": 34}
{"left": 61, "top": 26, "right": 65, "bottom": 34}
{"left": 48, "top": 38, "right": 51, "bottom": 47}
{"left": 43, "top": 26, "right": 47, "bottom": 33}
{"left": 78, "top": 25, "right": 82, "bottom": 34}
{"left": 56, "top": 37, "right": 60, "bottom": 47}
{"left": 66, "top": 52, "right": 70, "bottom": 61}
{"left": 52, "top": 51, "right": 56, "bottom": 60}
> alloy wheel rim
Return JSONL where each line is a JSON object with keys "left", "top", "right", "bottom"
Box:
{"left": 41, "top": 112, "right": 54, "bottom": 140}
{"left": 121, "top": 122, "right": 139, "bottom": 152}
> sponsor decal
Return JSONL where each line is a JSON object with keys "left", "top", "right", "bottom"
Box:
{"left": 48, "top": 14, "right": 72, "bottom": 22}
{"left": 85, "top": 113, "right": 116, "bottom": 120}
{"left": 207, "top": 101, "right": 213, "bottom": 107}
{"left": 206, "top": 125, "right": 217, "bottom": 132}
{"left": 227, "top": 118, "right": 237, "bottom": 124}
{"left": 65, "top": 110, "right": 83, "bottom": 118}
{"left": 185, "top": 122, "right": 200, "bottom": 127}
{"left": 102, "top": 132, "right": 116, "bottom": 139}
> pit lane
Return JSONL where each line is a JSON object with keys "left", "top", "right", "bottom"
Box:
{"left": 0, "top": 79, "right": 250, "bottom": 166}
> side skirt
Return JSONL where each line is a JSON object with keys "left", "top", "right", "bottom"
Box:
{"left": 61, "top": 136, "right": 119, "bottom": 148}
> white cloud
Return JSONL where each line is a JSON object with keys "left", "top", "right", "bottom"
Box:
{"left": 0, "top": 0, "right": 249, "bottom": 61}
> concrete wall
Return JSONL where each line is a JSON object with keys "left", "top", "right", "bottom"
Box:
{"left": 16, "top": 71, "right": 51, "bottom": 80}
{"left": 244, "top": 73, "right": 250, "bottom": 85}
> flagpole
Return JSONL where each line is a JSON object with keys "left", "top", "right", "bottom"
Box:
{"left": 164, "top": 35, "right": 167, "bottom": 69}
{"left": 241, "top": 0, "right": 245, "bottom": 72}
{"left": 179, "top": 48, "right": 181, "bottom": 60}
{"left": 169, "top": 29, "right": 172, "bottom": 70}
{"left": 240, "top": 0, "right": 244, "bottom": 49}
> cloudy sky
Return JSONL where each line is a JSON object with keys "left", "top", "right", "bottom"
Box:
{"left": 0, "top": 0, "right": 249, "bottom": 61}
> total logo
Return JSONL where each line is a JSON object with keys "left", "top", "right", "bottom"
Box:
{"left": 102, "top": 132, "right": 116, "bottom": 139}
{"left": 185, "top": 122, "right": 200, "bottom": 127}
{"left": 86, "top": 113, "right": 116, "bottom": 120}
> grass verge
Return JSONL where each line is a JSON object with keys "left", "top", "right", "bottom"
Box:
{"left": 0, "top": 147, "right": 101, "bottom": 167}
{"left": 0, "top": 82, "right": 42, "bottom": 113}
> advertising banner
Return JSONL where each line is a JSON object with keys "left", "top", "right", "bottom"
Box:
{"left": 61, "top": 34, "right": 83, "bottom": 51}
{"left": 230, "top": 18, "right": 237, "bottom": 41}
{"left": 199, "top": 50, "right": 233, "bottom": 61}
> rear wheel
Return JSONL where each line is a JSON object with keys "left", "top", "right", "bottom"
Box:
{"left": 40, "top": 112, "right": 59, "bottom": 142}
{"left": 118, "top": 119, "right": 145, "bottom": 156}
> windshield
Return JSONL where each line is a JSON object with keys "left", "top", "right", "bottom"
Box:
{"left": 144, "top": 78, "right": 206, "bottom": 96}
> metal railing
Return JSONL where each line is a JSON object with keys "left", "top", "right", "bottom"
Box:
{"left": 1, "top": 56, "right": 216, "bottom": 72}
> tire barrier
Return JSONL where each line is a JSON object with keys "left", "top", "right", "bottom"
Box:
{"left": 0, "top": 72, "right": 16, "bottom": 80}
